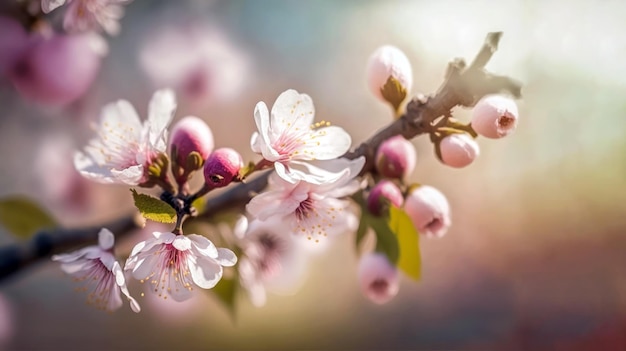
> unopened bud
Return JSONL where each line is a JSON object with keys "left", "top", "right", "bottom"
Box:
{"left": 367, "top": 180, "right": 404, "bottom": 217}
{"left": 170, "top": 116, "right": 214, "bottom": 183}
{"left": 471, "top": 95, "right": 519, "bottom": 139}
{"left": 203, "top": 148, "right": 243, "bottom": 189}
{"left": 375, "top": 135, "right": 416, "bottom": 179}
{"left": 358, "top": 252, "right": 399, "bottom": 305}
{"left": 404, "top": 185, "right": 450, "bottom": 238}
{"left": 438, "top": 133, "right": 480, "bottom": 168}
{"left": 366, "top": 45, "right": 413, "bottom": 110}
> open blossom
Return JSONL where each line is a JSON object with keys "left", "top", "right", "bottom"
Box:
{"left": 41, "top": 0, "right": 130, "bottom": 36}
{"left": 52, "top": 228, "right": 140, "bottom": 312}
{"left": 235, "top": 217, "right": 307, "bottom": 307}
{"left": 246, "top": 157, "right": 365, "bottom": 241}
{"left": 250, "top": 89, "right": 352, "bottom": 184}
{"left": 124, "top": 232, "right": 237, "bottom": 302}
{"left": 74, "top": 89, "right": 176, "bottom": 185}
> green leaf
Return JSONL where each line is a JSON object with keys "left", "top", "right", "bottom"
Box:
{"left": 191, "top": 196, "right": 205, "bottom": 214}
{"left": 0, "top": 196, "right": 57, "bottom": 239}
{"left": 370, "top": 215, "right": 399, "bottom": 264}
{"left": 212, "top": 275, "right": 238, "bottom": 319}
{"left": 355, "top": 213, "right": 369, "bottom": 250}
{"left": 388, "top": 206, "right": 421, "bottom": 280}
{"left": 130, "top": 189, "right": 176, "bottom": 223}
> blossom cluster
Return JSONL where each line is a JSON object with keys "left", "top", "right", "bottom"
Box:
{"left": 49, "top": 38, "right": 520, "bottom": 312}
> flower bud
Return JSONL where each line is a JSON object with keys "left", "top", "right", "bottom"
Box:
{"left": 375, "top": 135, "right": 416, "bottom": 179}
{"left": 366, "top": 45, "right": 413, "bottom": 109}
{"left": 471, "top": 95, "right": 519, "bottom": 139}
{"left": 170, "top": 116, "right": 215, "bottom": 183}
{"left": 358, "top": 252, "right": 399, "bottom": 304}
{"left": 367, "top": 180, "right": 404, "bottom": 217}
{"left": 203, "top": 148, "right": 243, "bottom": 188}
{"left": 9, "top": 32, "right": 101, "bottom": 106}
{"left": 0, "top": 16, "right": 28, "bottom": 76}
{"left": 404, "top": 185, "right": 450, "bottom": 238}
{"left": 438, "top": 133, "right": 480, "bottom": 168}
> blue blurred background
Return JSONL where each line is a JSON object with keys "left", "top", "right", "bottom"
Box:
{"left": 1, "top": 0, "right": 625, "bottom": 349}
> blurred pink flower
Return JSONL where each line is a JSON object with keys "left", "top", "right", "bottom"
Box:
{"left": 367, "top": 179, "right": 404, "bottom": 217}
{"left": 41, "top": 0, "right": 130, "bottom": 35}
{"left": 74, "top": 89, "right": 176, "bottom": 185}
{"left": 357, "top": 252, "right": 399, "bottom": 304}
{"left": 251, "top": 89, "right": 353, "bottom": 184}
{"left": 124, "top": 232, "right": 237, "bottom": 302}
{"left": 52, "top": 228, "right": 141, "bottom": 312}
{"left": 235, "top": 217, "right": 307, "bottom": 307}
{"left": 0, "top": 16, "right": 29, "bottom": 76}
{"left": 404, "top": 185, "right": 451, "bottom": 238}
{"left": 139, "top": 23, "right": 249, "bottom": 109}
{"left": 0, "top": 294, "right": 14, "bottom": 346}
{"left": 439, "top": 133, "right": 480, "bottom": 168}
{"left": 471, "top": 95, "right": 520, "bottom": 139}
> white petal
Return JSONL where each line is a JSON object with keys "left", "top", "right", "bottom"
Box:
{"left": 233, "top": 216, "right": 249, "bottom": 239}
{"left": 215, "top": 248, "right": 237, "bottom": 267}
{"left": 100, "top": 100, "right": 143, "bottom": 137}
{"left": 113, "top": 262, "right": 141, "bottom": 313}
{"left": 41, "top": 0, "right": 67, "bottom": 13}
{"left": 253, "top": 101, "right": 271, "bottom": 147}
{"left": 73, "top": 151, "right": 117, "bottom": 184}
{"left": 270, "top": 90, "right": 315, "bottom": 137}
{"left": 276, "top": 160, "right": 347, "bottom": 185}
{"left": 172, "top": 235, "right": 192, "bottom": 251}
{"left": 147, "top": 89, "right": 177, "bottom": 152}
{"left": 127, "top": 245, "right": 162, "bottom": 280}
{"left": 110, "top": 164, "right": 144, "bottom": 185}
{"left": 187, "top": 234, "right": 218, "bottom": 258}
{"left": 298, "top": 126, "right": 351, "bottom": 160}
{"left": 98, "top": 228, "right": 115, "bottom": 250}
{"left": 250, "top": 131, "right": 262, "bottom": 153}
{"left": 189, "top": 257, "right": 223, "bottom": 289}
{"left": 246, "top": 184, "right": 306, "bottom": 221}
{"left": 52, "top": 247, "right": 100, "bottom": 263}
{"left": 58, "top": 260, "right": 92, "bottom": 274}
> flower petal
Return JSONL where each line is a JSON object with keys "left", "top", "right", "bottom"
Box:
{"left": 297, "top": 126, "right": 351, "bottom": 160}
{"left": 189, "top": 257, "right": 223, "bottom": 289}
{"left": 215, "top": 248, "right": 237, "bottom": 267}
{"left": 147, "top": 89, "right": 176, "bottom": 152}
{"left": 73, "top": 151, "right": 117, "bottom": 184}
{"left": 41, "top": 0, "right": 67, "bottom": 13}
{"left": 246, "top": 182, "right": 306, "bottom": 221}
{"left": 110, "top": 164, "right": 144, "bottom": 185}
{"left": 270, "top": 90, "right": 315, "bottom": 137}
{"left": 275, "top": 160, "right": 346, "bottom": 185}
{"left": 187, "top": 234, "right": 218, "bottom": 258}
{"left": 172, "top": 235, "right": 192, "bottom": 251}
{"left": 52, "top": 247, "right": 100, "bottom": 263}
{"left": 98, "top": 228, "right": 115, "bottom": 250}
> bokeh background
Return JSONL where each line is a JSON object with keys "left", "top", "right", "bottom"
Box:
{"left": 1, "top": 0, "right": 626, "bottom": 349}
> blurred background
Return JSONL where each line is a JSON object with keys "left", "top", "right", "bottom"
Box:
{"left": 1, "top": 0, "right": 626, "bottom": 349}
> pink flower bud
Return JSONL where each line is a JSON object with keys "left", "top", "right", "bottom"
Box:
{"left": 375, "top": 135, "right": 416, "bottom": 179}
{"left": 203, "top": 148, "right": 243, "bottom": 188}
{"left": 9, "top": 32, "right": 101, "bottom": 106}
{"left": 169, "top": 116, "right": 215, "bottom": 177}
{"left": 471, "top": 95, "right": 519, "bottom": 139}
{"left": 366, "top": 45, "right": 413, "bottom": 102}
{"left": 404, "top": 185, "right": 450, "bottom": 238}
{"left": 438, "top": 134, "right": 480, "bottom": 168}
{"left": 367, "top": 180, "right": 404, "bottom": 217}
{"left": 358, "top": 252, "right": 399, "bottom": 304}
{"left": 0, "top": 16, "right": 28, "bottom": 76}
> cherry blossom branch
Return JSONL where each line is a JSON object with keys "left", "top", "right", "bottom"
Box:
{"left": 0, "top": 31, "right": 521, "bottom": 283}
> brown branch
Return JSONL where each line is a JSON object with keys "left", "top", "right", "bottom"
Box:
{"left": 0, "top": 32, "right": 522, "bottom": 284}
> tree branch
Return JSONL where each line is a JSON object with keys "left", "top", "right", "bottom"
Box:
{"left": 0, "top": 32, "right": 522, "bottom": 284}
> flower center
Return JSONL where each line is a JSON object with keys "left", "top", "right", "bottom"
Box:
{"left": 73, "top": 259, "right": 118, "bottom": 311}
{"left": 139, "top": 243, "right": 194, "bottom": 299}
{"left": 370, "top": 279, "right": 389, "bottom": 295}
{"left": 498, "top": 115, "right": 515, "bottom": 129}
{"left": 293, "top": 195, "right": 343, "bottom": 242}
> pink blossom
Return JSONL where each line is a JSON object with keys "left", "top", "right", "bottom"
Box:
{"left": 404, "top": 185, "right": 451, "bottom": 238}
{"left": 124, "top": 232, "right": 237, "bottom": 302}
{"left": 438, "top": 133, "right": 480, "bottom": 168}
{"left": 358, "top": 252, "right": 399, "bottom": 304}
{"left": 52, "top": 228, "right": 140, "bottom": 312}
{"left": 246, "top": 157, "right": 364, "bottom": 241}
{"left": 41, "top": 0, "right": 131, "bottom": 36}
{"left": 0, "top": 16, "right": 29, "bottom": 76}
{"left": 375, "top": 135, "right": 417, "bottom": 179}
{"left": 367, "top": 180, "right": 404, "bottom": 216}
{"left": 471, "top": 95, "right": 520, "bottom": 139}
{"left": 250, "top": 89, "right": 352, "bottom": 184}
{"left": 366, "top": 45, "right": 413, "bottom": 103}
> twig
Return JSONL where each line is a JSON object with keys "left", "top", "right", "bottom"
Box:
{"left": 0, "top": 32, "right": 521, "bottom": 284}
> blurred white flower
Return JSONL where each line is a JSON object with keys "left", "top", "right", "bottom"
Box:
{"left": 41, "top": 0, "right": 130, "bottom": 36}
{"left": 52, "top": 228, "right": 141, "bottom": 312}
{"left": 140, "top": 23, "right": 250, "bottom": 109}
{"left": 251, "top": 89, "right": 353, "bottom": 184}
{"left": 124, "top": 232, "right": 237, "bottom": 302}
{"left": 246, "top": 157, "right": 364, "bottom": 241}
{"left": 74, "top": 89, "right": 176, "bottom": 185}
{"left": 235, "top": 217, "right": 308, "bottom": 307}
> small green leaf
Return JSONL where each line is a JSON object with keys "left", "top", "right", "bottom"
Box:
{"left": 388, "top": 206, "right": 421, "bottom": 280}
{"left": 238, "top": 161, "right": 257, "bottom": 180}
{"left": 212, "top": 275, "right": 238, "bottom": 319}
{"left": 130, "top": 189, "right": 176, "bottom": 223}
{"left": 370, "top": 215, "right": 399, "bottom": 264}
{"left": 0, "top": 196, "right": 57, "bottom": 239}
{"left": 191, "top": 196, "right": 205, "bottom": 214}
